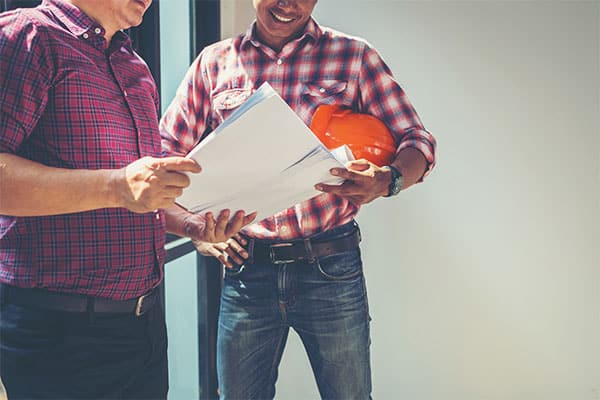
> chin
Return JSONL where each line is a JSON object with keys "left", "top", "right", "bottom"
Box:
{"left": 126, "top": 15, "right": 145, "bottom": 28}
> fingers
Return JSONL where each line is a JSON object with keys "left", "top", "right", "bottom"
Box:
{"left": 346, "top": 159, "right": 371, "bottom": 171}
{"left": 222, "top": 210, "right": 243, "bottom": 238}
{"left": 329, "top": 159, "right": 378, "bottom": 182}
{"left": 192, "top": 236, "right": 249, "bottom": 269}
{"left": 224, "top": 210, "right": 257, "bottom": 238}
{"left": 233, "top": 233, "right": 248, "bottom": 246}
{"left": 224, "top": 238, "right": 248, "bottom": 265}
{"left": 162, "top": 170, "right": 192, "bottom": 188}
{"left": 315, "top": 181, "right": 356, "bottom": 196}
{"left": 204, "top": 212, "right": 216, "bottom": 239}
{"left": 161, "top": 186, "right": 184, "bottom": 199}
{"left": 214, "top": 209, "right": 231, "bottom": 240}
{"left": 315, "top": 180, "right": 377, "bottom": 205}
{"left": 194, "top": 240, "right": 234, "bottom": 267}
{"left": 121, "top": 156, "right": 201, "bottom": 213}
{"left": 314, "top": 159, "right": 389, "bottom": 205}
{"left": 243, "top": 212, "right": 258, "bottom": 227}
{"left": 192, "top": 209, "right": 256, "bottom": 243}
{"left": 214, "top": 242, "right": 235, "bottom": 268}
{"left": 209, "top": 209, "right": 257, "bottom": 243}
{"left": 329, "top": 167, "right": 367, "bottom": 182}
{"left": 150, "top": 156, "right": 202, "bottom": 174}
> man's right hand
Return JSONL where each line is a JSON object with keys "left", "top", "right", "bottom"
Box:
{"left": 113, "top": 156, "right": 201, "bottom": 213}
{"left": 193, "top": 234, "right": 250, "bottom": 268}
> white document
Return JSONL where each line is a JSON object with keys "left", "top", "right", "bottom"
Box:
{"left": 177, "top": 82, "right": 352, "bottom": 222}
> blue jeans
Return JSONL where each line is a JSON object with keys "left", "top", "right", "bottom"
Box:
{"left": 217, "top": 221, "right": 372, "bottom": 399}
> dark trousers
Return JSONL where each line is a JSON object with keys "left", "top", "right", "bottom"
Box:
{"left": 0, "top": 298, "right": 168, "bottom": 399}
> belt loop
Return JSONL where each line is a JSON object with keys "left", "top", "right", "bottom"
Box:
{"left": 247, "top": 238, "right": 255, "bottom": 264}
{"left": 353, "top": 220, "right": 362, "bottom": 243}
{"left": 304, "top": 238, "right": 316, "bottom": 264}
{"left": 86, "top": 297, "right": 95, "bottom": 324}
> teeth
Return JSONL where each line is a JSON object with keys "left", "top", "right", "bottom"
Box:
{"left": 272, "top": 12, "right": 293, "bottom": 23}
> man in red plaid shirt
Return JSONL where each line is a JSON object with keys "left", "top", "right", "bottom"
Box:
{"left": 0, "top": 1, "right": 255, "bottom": 399}
{"left": 161, "top": 0, "right": 437, "bottom": 398}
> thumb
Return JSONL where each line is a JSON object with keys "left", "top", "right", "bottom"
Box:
{"left": 346, "top": 159, "right": 371, "bottom": 171}
{"left": 160, "top": 157, "right": 202, "bottom": 173}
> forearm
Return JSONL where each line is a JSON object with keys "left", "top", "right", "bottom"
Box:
{"left": 0, "top": 153, "right": 120, "bottom": 216}
{"left": 391, "top": 147, "right": 428, "bottom": 191}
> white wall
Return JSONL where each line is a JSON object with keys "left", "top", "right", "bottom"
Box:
{"left": 221, "top": 1, "right": 600, "bottom": 399}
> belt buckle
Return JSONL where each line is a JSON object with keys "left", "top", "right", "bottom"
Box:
{"left": 269, "top": 242, "right": 295, "bottom": 265}
{"left": 135, "top": 293, "right": 149, "bottom": 316}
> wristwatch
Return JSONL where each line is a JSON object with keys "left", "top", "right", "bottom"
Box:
{"left": 383, "top": 165, "right": 403, "bottom": 197}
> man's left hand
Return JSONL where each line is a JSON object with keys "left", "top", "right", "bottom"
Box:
{"left": 315, "top": 159, "right": 391, "bottom": 205}
{"left": 184, "top": 209, "right": 257, "bottom": 243}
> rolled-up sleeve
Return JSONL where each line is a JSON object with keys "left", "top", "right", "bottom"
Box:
{"left": 358, "top": 45, "right": 437, "bottom": 179}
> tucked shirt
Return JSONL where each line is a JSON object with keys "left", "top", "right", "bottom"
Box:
{"left": 0, "top": 0, "right": 165, "bottom": 299}
{"left": 160, "top": 18, "right": 437, "bottom": 240}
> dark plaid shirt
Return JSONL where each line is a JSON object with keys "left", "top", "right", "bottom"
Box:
{"left": 0, "top": 0, "right": 165, "bottom": 300}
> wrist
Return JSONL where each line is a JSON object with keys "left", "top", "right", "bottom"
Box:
{"left": 382, "top": 165, "right": 403, "bottom": 197}
{"left": 183, "top": 213, "right": 205, "bottom": 240}
{"left": 106, "top": 168, "right": 126, "bottom": 208}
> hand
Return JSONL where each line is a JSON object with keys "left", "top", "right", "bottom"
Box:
{"left": 113, "top": 156, "right": 201, "bottom": 213}
{"left": 184, "top": 210, "right": 257, "bottom": 243}
{"left": 193, "top": 234, "right": 250, "bottom": 268}
{"left": 314, "top": 159, "right": 391, "bottom": 205}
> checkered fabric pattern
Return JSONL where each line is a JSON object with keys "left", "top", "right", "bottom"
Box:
{"left": 0, "top": 0, "right": 165, "bottom": 299}
{"left": 161, "top": 18, "right": 437, "bottom": 240}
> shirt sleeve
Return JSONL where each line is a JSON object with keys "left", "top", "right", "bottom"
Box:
{"left": 358, "top": 44, "right": 437, "bottom": 179}
{"left": 160, "top": 51, "right": 213, "bottom": 157}
{"left": 0, "top": 11, "right": 51, "bottom": 153}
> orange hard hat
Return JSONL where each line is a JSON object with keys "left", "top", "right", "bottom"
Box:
{"left": 310, "top": 105, "right": 396, "bottom": 167}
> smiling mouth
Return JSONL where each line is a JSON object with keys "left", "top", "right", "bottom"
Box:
{"left": 270, "top": 10, "right": 294, "bottom": 23}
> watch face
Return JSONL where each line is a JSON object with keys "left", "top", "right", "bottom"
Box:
{"left": 388, "top": 166, "right": 403, "bottom": 196}
{"left": 391, "top": 175, "right": 403, "bottom": 195}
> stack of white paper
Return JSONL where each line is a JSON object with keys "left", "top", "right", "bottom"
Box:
{"left": 177, "top": 82, "right": 352, "bottom": 222}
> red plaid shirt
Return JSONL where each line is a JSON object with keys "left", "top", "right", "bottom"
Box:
{"left": 161, "top": 18, "right": 437, "bottom": 240}
{"left": 0, "top": 0, "right": 165, "bottom": 299}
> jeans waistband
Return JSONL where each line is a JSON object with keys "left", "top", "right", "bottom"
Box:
{"left": 0, "top": 283, "right": 158, "bottom": 316}
{"left": 245, "top": 221, "right": 361, "bottom": 265}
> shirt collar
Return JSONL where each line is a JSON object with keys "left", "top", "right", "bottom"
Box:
{"left": 41, "top": 0, "right": 131, "bottom": 49}
{"left": 241, "top": 17, "right": 322, "bottom": 51}
{"left": 41, "top": 0, "right": 97, "bottom": 37}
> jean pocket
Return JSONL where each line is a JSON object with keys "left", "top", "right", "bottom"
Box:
{"left": 315, "top": 248, "right": 363, "bottom": 280}
{"left": 0, "top": 304, "right": 62, "bottom": 350}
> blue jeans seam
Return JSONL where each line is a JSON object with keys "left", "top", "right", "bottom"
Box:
{"left": 266, "top": 327, "right": 288, "bottom": 398}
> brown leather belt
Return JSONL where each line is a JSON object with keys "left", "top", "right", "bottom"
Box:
{"left": 246, "top": 227, "right": 361, "bottom": 265}
{"left": 0, "top": 283, "right": 158, "bottom": 316}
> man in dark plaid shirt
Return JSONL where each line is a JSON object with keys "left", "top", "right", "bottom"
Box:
{"left": 160, "top": 0, "right": 437, "bottom": 398}
{"left": 0, "top": 1, "right": 255, "bottom": 398}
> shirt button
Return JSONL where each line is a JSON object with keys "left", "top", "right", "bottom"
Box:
{"left": 155, "top": 212, "right": 160, "bottom": 220}
{"left": 94, "top": 27, "right": 102, "bottom": 35}
{"left": 123, "top": 89, "right": 128, "bottom": 97}
{"left": 82, "top": 33, "right": 89, "bottom": 39}
{"left": 276, "top": 58, "right": 283, "bottom": 65}
{"left": 319, "top": 87, "right": 326, "bottom": 93}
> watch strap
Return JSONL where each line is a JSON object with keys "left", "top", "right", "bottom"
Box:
{"left": 384, "top": 165, "right": 403, "bottom": 197}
